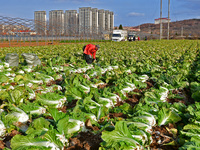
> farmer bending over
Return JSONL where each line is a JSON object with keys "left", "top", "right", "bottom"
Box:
{"left": 83, "top": 44, "right": 100, "bottom": 64}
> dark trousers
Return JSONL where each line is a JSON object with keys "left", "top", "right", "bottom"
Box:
{"left": 83, "top": 53, "right": 93, "bottom": 64}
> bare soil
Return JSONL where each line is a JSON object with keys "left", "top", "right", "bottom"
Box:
{"left": 167, "top": 89, "right": 194, "bottom": 105}
{"left": 0, "top": 41, "right": 103, "bottom": 48}
{"left": 150, "top": 123, "right": 179, "bottom": 150}
{"left": 114, "top": 100, "right": 124, "bottom": 107}
{"left": 0, "top": 41, "right": 61, "bottom": 47}
{"left": 125, "top": 89, "right": 143, "bottom": 108}
{"left": 0, "top": 130, "right": 21, "bottom": 149}
{"left": 146, "top": 80, "right": 155, "bottom": 89}
{"left": 109, "top": 112, "right": 127, "bottom": 119}
{"left": 58, "top": 100, "right": 78, "bottom": 113}
{"left": 125, "top": 94, "right": 141, "bottom": 108}
{"left": 97, "top": 84, "right": 107, "bottom": 89}
{"left": 65, "top": 132, "right": 102, "bottom": 150}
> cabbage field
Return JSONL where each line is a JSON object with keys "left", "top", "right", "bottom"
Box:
{"left": 0, "top": 40, "right": 200, "bottom": 150}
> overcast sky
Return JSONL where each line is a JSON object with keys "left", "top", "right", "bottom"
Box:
{"left": 1, "top": 0, "right": 200, "bottom": 26}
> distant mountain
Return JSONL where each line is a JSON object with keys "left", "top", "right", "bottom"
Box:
{"left": 134, "top": 19, "right": 200, "bottom": 38}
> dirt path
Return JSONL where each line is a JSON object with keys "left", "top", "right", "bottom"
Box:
{"left": 0, "top": 41, "right": 64, "bottom": 47}
{"left": 0, "top": 41, "right": 103, "bottom": 48}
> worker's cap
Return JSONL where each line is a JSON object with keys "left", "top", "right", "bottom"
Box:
{"left": 96, "top": 45, "right": 100, "bottom": 49}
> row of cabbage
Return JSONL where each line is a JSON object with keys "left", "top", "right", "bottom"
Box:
{"left": 178, "top": 48, "right": 200, "bottom": 149}
{"left": 0, "top": 57, "right": 148, "bottom": 150}
{"left": 0, "top": 60, "right": 146, "bottom": 149}
{"left": 0, "top": 40, "right": 199, "bottom": 150}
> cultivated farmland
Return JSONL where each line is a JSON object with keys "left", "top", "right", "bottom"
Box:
{"left": 0, "top": 40, "right": 200, "bottom": 150}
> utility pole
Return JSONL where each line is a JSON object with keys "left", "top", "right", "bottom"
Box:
{"left": 160, "top": 0, "right": 162, "bottom": 40}
{"left": 167, "top": 0, "right": 170, "bottom": 40}
{"left": 181, "top": 26, "right": 183, "bottom": 37}
{"left": 149, "top": 24, "right": 150, "bottom": 34}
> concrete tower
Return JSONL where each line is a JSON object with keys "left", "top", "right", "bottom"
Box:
{"left": 64, "top": 10, "right": 79, "bottom": 35}
{"left": 110, "top": 11, "right": 114, "bottom": 31}
{"left": 105, "top": 10, "right": 110, "bottom": 31}
{"left": 92, "top": 8, "right": 98, "bottom": 34}
{"left": 79, "top": 7, "right": 92, "bottom": 34}
{"left": 98, "top": 9, "right": 105, "bottom": 33}
{"left": 34, "top": 11, "right": 46, "bottom": 35}
{"left": 49, "top": 10, "right": 64, "bottom": 35}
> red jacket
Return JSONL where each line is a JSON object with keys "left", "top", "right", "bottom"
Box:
{"left": 83, "top": 44, "right": 97, "bottom": 59}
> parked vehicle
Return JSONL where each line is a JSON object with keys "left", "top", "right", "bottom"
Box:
{"left": 112, "top": 30, "right": 128, "bottom": 42}
{"left": 128, "top": 32, "right": 136, "bottom": 41}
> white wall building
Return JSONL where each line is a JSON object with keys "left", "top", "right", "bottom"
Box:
{"left": 49, "top": 10, "right": 64, "bottom": 35}
{"left": 34, "top": 11, "right": 46, "bottom": 35}
{"left": 110, "top": 11, "right": 114, "bottom": 31}
{"left": 105, "top": 10, "right": 110, "bottom": 31}
{"left": 35, "top": 7, "right": 114, "bottom": 36}
{"left": 64, "top": 10, "right": 79, "bottom": 35}
{"left": 79, "top": 7, "right": 92, "bottom": 34}
{"left": 92, "top": 8, "right": 98, "bottom": 34}
{"left": 98, "top": 9, "right": 105, "bottom": 33}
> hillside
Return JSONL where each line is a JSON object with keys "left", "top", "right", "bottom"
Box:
{"left": 135, "top": 19, "right": 200, "bottom": 38}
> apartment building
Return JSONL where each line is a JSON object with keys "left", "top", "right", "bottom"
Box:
{"left": 98, "top": 9, "right": 105, "bottom": 33}
{"left": 34, "top": 11, "right": 46, "bottom": 35}
{"left": 64, "top": 10, "right": 79, "bottom": 35}
{"left": 92, "top": 8, "right": 98, "bottom": 34}
{"left": 79, "top": 7, "right": 92, "bottom": 34}
{"left": 110, "top": 11, "right": 114, "bottom": 31}
{"left": 49, "top": 10, "right": 64, "bottom": 35}
{"left": 34, "top": 7, "right": 113, "bottom": 35}
{"left": 105, "top": 10, "right": 110, "bottom": 31}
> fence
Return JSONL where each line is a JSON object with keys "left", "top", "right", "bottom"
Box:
{"left": 0, "top": 15, "right": 112, "bottom": 47}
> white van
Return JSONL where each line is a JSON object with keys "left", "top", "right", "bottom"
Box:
{"left": 112, "top": 30, "right": 128, "bottom": 42}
